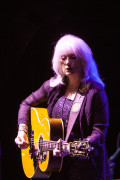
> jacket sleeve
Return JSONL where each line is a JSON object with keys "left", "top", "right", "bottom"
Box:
{"left": 18, "top": 80, "right": 50, "bottom": 126}
{"left": 86, "top": 88, "right": 109, "bottom": 147}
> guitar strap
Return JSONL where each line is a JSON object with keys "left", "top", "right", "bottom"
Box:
{"left": 65, "top": 92, "right": 85, "bottom": 142}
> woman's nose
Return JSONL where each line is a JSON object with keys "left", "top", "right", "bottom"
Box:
{"left": 65, "top": 57, "right": 71, "bottom": 64}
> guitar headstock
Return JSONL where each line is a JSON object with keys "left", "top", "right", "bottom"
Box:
{"left": 69, "top": 139, "right": 94, "bottom": 159}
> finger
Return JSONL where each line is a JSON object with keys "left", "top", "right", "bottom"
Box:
{"left": 19, "top": 136, "right": 29, "bottom": 145}
{"left": 20, "top": 136, "right": 26, "bottom": 143}
{"left": 15, "top": 137, "right": 23, "bottom": 145}
{"left": 15, "top": 136, "right": 21, "bottom": 144}
{"left": 53, "top": 148, "right": 60, "bottom": 156}
{"left": 15, "top": 136, "right": 29, "bottom": 148}
{"left": 17, "top": 141, "right": 29, "bottom": 149}
{"left": 57, "top": 138, "right": 63, "bottom": 143}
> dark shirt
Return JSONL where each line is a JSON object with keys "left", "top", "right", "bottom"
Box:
{"left": 52, "top": 96, "right": 81, "bottom": 141}
{"left": 52, "top": 96, "right": 72, "bottom": 129}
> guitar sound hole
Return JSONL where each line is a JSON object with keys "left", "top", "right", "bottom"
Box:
{"left": 38, "top": 135, "right": 47, "bottom": 163}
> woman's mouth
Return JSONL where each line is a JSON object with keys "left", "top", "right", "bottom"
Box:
{"left": 65, "top": 67, "right": 73, "bottom": 72}
{"left": 67, "top": 66, "right": 72, "bottom": 70}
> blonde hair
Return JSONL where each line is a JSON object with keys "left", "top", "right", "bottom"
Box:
{"left": 50, "top": 34, "right": 104, "bottom": 87}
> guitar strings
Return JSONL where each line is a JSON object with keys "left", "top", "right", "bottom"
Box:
{"left": 30, "top": 139, "right": 58, "bottom": 143}
{"left": 31, "top": 142, "right": 58, "bottom": 145}
{"left": 30, "top": 140, "right": 58, "bottom": 144}
{"left": 28, "top": 139, "right": 62, "bottom": 147}
{"left": 29, "top": 139, "right": 58, "bottom": 144}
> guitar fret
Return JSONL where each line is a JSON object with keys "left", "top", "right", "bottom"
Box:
{"left": 42, "top": 141, "right": 57, "bottom": 150}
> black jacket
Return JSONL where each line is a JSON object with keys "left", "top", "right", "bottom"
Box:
{"left": 18, "top": 79, "right": 111, "bottom": 180}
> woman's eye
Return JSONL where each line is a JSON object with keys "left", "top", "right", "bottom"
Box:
{"left": 61, "top": 55, "right": 67, "bottom": 60}
{"left": 70, "top": 55, "right": 76, "bottom": 59}
{"left": 61, "top": 54, "right": 76, "bottom": 60}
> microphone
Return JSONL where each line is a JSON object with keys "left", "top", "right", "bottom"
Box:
{"left": 109, "top": 148, "right": 120, "bottom": 162}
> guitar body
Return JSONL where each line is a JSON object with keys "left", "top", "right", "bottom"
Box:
{"left": 21, "top": 108, "right": 64, "bottom": 178}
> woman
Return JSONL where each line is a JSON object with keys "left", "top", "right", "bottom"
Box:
{"left": 15, "top": 34, "right": 111, "bottom": 180}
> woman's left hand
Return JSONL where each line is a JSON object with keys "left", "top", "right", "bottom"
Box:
{"left": 53, "top": 139, "right": 69, "bottom": 157}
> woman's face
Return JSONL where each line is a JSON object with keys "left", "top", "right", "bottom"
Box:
{"left": 59, "top": 52, "right": 83, "bottom": 78}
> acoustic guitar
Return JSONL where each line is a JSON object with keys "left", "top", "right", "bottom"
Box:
{"left": 21, "top": 107, "right": 93, "bottom": 179}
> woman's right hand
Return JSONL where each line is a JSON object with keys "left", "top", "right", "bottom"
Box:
{"left": 15, "top": 130, "right": 29, "bottom": 149}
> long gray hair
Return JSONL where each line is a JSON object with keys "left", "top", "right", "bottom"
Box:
{"left": 50, "top": 34, "right": 104, "bottom": 87}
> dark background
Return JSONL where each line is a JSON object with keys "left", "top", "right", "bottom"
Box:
{"left": 1, "top": 1, "right": 120, "bottom": 179}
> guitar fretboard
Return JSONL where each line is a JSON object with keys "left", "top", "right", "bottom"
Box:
{"left": 39, "top": 140, "right": 70, "bottom": 152}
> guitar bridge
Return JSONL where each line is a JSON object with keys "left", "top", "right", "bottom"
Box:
{"left": 29, "top": 129, "right": 38, "bottom": 167}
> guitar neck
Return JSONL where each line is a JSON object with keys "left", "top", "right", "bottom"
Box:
{"left": 38, "top": 139, "right": 93, "bottom": 159}
{"left": 40, "top": 140, "right": 70, "bottom": 152}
